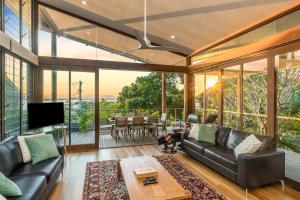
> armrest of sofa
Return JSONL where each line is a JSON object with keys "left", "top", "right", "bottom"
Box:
{"left": 237, "top": 150, "right": 285, "bottom": 189}
{"left": 57, "top": 145, "right": 65, "bottom": 156}
{"left": 57, "top": 145, "right": 65, "bottom": 168}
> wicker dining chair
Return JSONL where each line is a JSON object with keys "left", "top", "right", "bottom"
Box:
{"left": 147, "top": 116, "right": 159, "bottom": 137}
{"left": 115, "top": 117, "right": 129, "bottom": 141}
{"left": 130, "top": 116, "right": 145, "bottom": 137}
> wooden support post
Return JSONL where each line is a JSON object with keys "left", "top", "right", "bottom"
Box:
{"left": 217, "top": 70, "right": 223, "bottom": 126}
{"left": 184, "top": 73, "right": 194, "bottom": 122}
{"left": 267, "top": 54, "right": 276, "bottom": 137}
{"left": 162, "top": 72, "right": 167, "bottom": 114}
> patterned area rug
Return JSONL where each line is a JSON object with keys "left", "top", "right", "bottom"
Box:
{"left": 83, "top": 156, "right": 227, "bottom": 200}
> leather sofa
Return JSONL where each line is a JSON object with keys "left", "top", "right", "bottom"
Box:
{"left": 181, "top": 114, "right": 285, "bottom": 190}
{"left": 0, "top": 136, "right": 64, "bottom": 200}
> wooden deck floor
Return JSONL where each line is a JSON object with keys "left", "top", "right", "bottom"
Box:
{"left": 283, "top": 149, "right": 300, "bottom": 182}
{"left": 48, "top": 145, "right": 300, "bottom": 200}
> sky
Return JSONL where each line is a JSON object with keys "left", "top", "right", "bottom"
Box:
{"left": 39, "top": 30, "right": 150, "bottom": 99}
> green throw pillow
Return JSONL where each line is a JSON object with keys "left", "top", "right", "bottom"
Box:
{"left": 25, "top": 134, "right": 60, "bottom": 165}
{"left": 195, "top": 124, "right": 217, "bottom": 144}
{"left": 0, "top": 172, "right": 22, "bottom": 197}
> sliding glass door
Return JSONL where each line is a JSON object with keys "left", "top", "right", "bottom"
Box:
{"left": 70, "top": 71, "right": 95, "bottom": 145}
{"left": 42, "top": 69, "right": 98, "bottom": 148}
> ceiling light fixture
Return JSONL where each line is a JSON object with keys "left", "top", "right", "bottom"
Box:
{"left": 170, "top": 35, "right": 175, "bottom": 39}
{"left": 81, "top": 1, "right": 87, "bottom": 5}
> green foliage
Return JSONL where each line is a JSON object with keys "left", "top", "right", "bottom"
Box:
{"left": 72, "top": 101, "right": 94, "bottom": 132}
{"left": 277, "top": 68, "right": 300, "bottom": 153}
{"left": 117, "top": 72, "right": 184, "bottom": 116}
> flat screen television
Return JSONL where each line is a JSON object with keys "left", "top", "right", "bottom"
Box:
{"left": 28, "top": 102, "right": 65, "bottom": 130}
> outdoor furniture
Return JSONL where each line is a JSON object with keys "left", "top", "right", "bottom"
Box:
{"left": 130, "top": 116, "right": 145, "bottom": 137}
{"left": 204, "top": 114, "right": 218, "bottom": 123}
{"left": 126, "top": 112, "right": 135, "bottom": 117}
{"left": 138, "top": 112, "right": 147, "bottom": 117}
{"left": 147, "top": 116, "right": 159, "bottom": 137}
{"left": 158, "top": 113, "right": 167, "bottom": 131}
{"left": 115, "top": 117, "right": 129, "bottom": 141}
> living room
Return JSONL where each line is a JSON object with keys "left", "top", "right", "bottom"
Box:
{"left": 1, "top": 0, "right": 300, "bottom": 200}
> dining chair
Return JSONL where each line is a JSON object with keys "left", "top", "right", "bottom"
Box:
{"left": 115, "top": 117, "right": 129, "bottom": 141}
{"left": 126, "top": 112, "right": 135, "bottom": 117}
{"left": 147, "top": 116, "right": 159, "bottom": 137}
{"left": 130, "top": 116, "right": 145, "bottom": 137}
{"left": 158, "top": 113, "right": 167, "bottom": 132}
{"left": 138, "top": 112, "right": 147, "bottom": 117}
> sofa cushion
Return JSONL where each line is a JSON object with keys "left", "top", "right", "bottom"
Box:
{"left": 17, "top": 134, "right": 45, "bottom": 163}
{"left": 25, "top": 135, "right": 60, "bottom": 165}
{"left": 215, "top": 126, "right": 231, "bottom": 147}
{"left": 195, "top": 124, "right": 217, "bottom": 144}
{"left": 255, "top": 135, "right": 275, "bottom": 151}
{"left": 204, "top": 146, "right": 238, "bottom": 172}
{"left": 234, "top": 134, "right": 262, "bottom": 156}
{"left": 0, "top": 171, "right": 22, "bottom": 197}
{"left": 8, "top": 175, "right": 47, "bottom": 200}
{"left": 0, "top": 137, "right": 23, "bottom": 176}
{"left": 183, "top": 138, "right": 214, "bottom": 154}
{"left": 11, "top": 157, "right": 62, "bottom": 182}
{"left": 225, "top": 129, "right": 249, "bottom": 150}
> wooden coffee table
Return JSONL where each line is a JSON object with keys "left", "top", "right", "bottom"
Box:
{"left": 118, "top": 156, "right": 192, "bottom": 200}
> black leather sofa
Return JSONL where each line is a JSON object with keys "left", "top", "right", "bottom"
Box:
{"left": 181, "top": 114, "right": 285, "bottom": 190}
{"left": 0, "top": 136, "right": 64, "bottom": 200}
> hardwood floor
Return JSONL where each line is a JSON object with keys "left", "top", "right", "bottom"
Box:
{"left": 48, "top": 145, "right": 300, "bottom": 200}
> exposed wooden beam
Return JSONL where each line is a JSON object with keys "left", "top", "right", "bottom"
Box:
{"left": 38, "top": 56, "right": 188, "bottom": 73}
{"left": 38, "top": 0, "right": 192, "bottom": 56}
{"left": 189, "top": 1, "right": 300, "bottom": 58}
{"left": 189, "top": 25, "right": 300, "bottom": 72}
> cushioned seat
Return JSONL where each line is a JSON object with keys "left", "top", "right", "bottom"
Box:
{"left": 204, "top": 146, "right": 238, "bottom": 172}
{"left": 11, "top": 157, "right": 62, "bottom": 182}
{"left": 184, "top": 138, "right": 214, "bottom": 154}
{"left": 8, "top": 175, "right": 47, "bottom": 200}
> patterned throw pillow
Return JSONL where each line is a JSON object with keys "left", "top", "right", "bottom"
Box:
{"left": 234, "top": 134, "right": 262, "bottom": 157}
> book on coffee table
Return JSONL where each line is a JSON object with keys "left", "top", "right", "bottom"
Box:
{"left": 134, "top": 167, "right": 158, "bottom": 179}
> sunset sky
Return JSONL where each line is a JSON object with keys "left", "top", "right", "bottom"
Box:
{"left": 39, "top": 30, "right": 150, "bottom": 99}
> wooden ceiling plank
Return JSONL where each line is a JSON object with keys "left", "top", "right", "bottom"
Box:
{"left": 38, "top": 0, "right": 191, "bottom": 56}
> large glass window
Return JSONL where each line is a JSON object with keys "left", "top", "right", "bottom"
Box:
{"left": 5, "top": 0, "right": 21, "bottom": 42}
{"left": 21, "top": 62, "right": 33, "bottom": 132}
{"left": 4, "top": 53, "right": 21, "bottom": 137}
{"left": 194, "top": 73, "right": 205, "bottom": 121}
{"left": 222, "top": 65, "right": 241, "bottom": 129}
{"left": 205, "top": 70, "right": 219, "bottom": 123}
{"left": 21, "top": 0, "right": 32, "bottom": 50}
{"left": 276, "top": 51, "right": 300, "bottom": 153}
{"left": 243, "top": 59, "right": 267, "bottom": 134}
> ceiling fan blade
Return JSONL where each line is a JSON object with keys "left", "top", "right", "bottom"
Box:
{"left": 146, "top": 44, "right": 183, "bottom": 53}
{"left": 120, "top": 45, "right": 141, "bottom": 55}
{"left": 134, "top": 30, "right": 148, "bottom": 47}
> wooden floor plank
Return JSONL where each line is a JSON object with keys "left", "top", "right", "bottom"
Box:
{"left": 48, "top": 145, "right": 300, "bottom": 200}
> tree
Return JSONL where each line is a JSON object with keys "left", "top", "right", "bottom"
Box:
{"left": 117, "top": 72, "right": 184, "bottom": 118}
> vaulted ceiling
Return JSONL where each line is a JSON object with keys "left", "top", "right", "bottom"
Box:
{"left": 38, "top": 0, "right": 297, "bottom": 65}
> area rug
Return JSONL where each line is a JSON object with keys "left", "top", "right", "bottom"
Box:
{"left": 83, "top": 156, "right": 227, "bottom": 200}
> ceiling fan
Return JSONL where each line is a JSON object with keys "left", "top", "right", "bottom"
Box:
{"left": 123, "top": 0, "right": 183, "bottom": 54}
